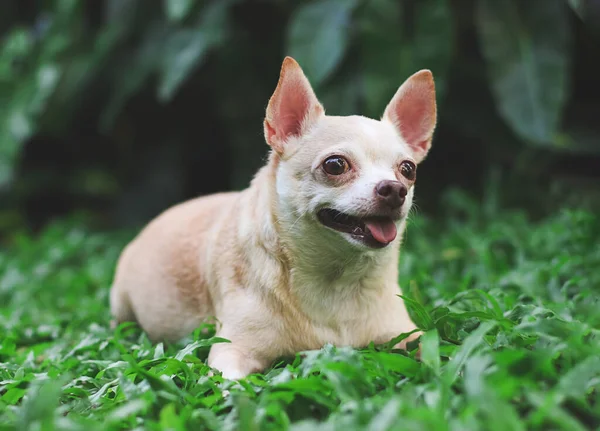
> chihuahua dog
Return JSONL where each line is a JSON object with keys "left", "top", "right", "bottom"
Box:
{"left": 110, "top": 57, "right": 437, "bottom": 379}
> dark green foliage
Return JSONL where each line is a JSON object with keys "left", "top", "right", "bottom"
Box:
{"left": 476, "top": 0, "right": 570, "bottom": 145}
{"left": 1, "top": 193, "right": 599, "bottom": 430}
{"left": 1, "top": 0, "right": 600, "bottom": 231}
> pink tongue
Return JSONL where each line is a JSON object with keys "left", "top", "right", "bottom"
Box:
{"left": 365, "top": 220, "right": 397, "bottom": 244}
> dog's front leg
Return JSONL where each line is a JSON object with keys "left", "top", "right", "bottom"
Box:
{"left": 207, "top": 342, "right": 269, "bottom": 380}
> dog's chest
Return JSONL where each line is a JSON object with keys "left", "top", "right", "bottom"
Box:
{"left": 289, "top": 280, "right": 408, "bottom": 349}
{"left": 310, "top": 315, "right": 397, "bottom": 348}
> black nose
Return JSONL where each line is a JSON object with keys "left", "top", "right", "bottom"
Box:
{"left": 375, "top": 180, "right": 407, "bottom": 209}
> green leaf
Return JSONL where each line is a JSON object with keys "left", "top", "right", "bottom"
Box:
{"left": 0, "top": 135, "right": 17, "bottom": 187}
{"left": 464, "top": 355, "right": 526, "bottom": 431}
{"left": 0, "top": 64, "right": 61, "bottom": 187}
{"left": 358, "top": 0, "right": 402, "bottom": 118}
{"left": 158, "top": 0, "right": 233, "bottom": 102}
{"left": 272, "top": 377, "right": 338, "bottom": 410}
{"left": 101, "top": 23, "right": 166, "bottom": 129}
{"left": 555, "top": 356, "right": 600, "bottom": 401}
{"left": 0, "top": 29, "right": 34, "bottom": 80}
{"left": 367, "top": 351, "right": 420, "bottom": 377}
{"left": 56, "top": 0, "right": 79, "bottom": 14}
{"left": 2, "top": 387, "right": 26, "bottom": 405}
{"left": 158, "top": 403, "right": 187, "bottom": 430}
{"left": 410, "top": 0, "right": 453, "bottom": 95}
{"left": 421, "top": 329, "right": 441, "bottom": 375}
{"left": 174, "top": 337, "right": 229, "bottom": 361}
{"left": 107, "top": 399, "right": 148, "bottom": 423}
{"left": 359, "top": 0, "right": 453, "bottom": 118}
{"left": 443, "top": 321, "right": 495, "bottom": 385}
{"left": 463, "top": 354, "right": 493, "bottom": 399}
{"left": 234, "top": 393, "right": 259, "bottom": 431}
{"left": 158, "top": 29, "right": 209, "bottom": 102}
{"left": 164, "top": 0, "right": 196, "bottom": 22}
{"left": 527, "top": 391, "right": 589, "bottom": 431}
{"left": 400, "top": 295, "right": 434, "bottom": 330}
{"left": 566, "top": 0, "right": 585, "bottom": 18}
{"left": 565, "top": 0, "right": 600, "bottom": 39}
{"left": 287, "top": 0, "right": 358, "bottom": 86}
{"left": 476, "top": 0, "right": 571, "bottom": 145}
{"left": 18, "top": 380, "right": 62, "bottom": 430}
{"left": 0, "top": 25, "right": 64, "bottom": 187}
{"left": 319, "top": 69, "right": 361, "bottom": 116}
{"left": 366, "top": 398, "right": 400, "bottom": 431}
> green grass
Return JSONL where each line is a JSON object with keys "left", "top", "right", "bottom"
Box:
{"left": 1, "top": 194, "right": 599, "bottom": 430}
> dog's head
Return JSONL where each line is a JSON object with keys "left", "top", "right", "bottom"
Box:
{"left": 264, "top": 57, "right": 436, "bottom": 251}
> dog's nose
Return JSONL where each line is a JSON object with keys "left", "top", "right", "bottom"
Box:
{"left": 375, "top": 180, "right": 407, "bottom": 209}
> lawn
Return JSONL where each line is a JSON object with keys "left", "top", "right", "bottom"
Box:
{"left": 1, "top": 192, "right": 599, "bottom": 430}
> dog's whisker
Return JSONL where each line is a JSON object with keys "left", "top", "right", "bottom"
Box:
{"left": 287, "top": 209, "right": 309, "bottom": 233}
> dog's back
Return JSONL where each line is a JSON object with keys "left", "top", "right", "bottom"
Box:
{"left": 110, "top": 192, "right": 238, "bottom": 340}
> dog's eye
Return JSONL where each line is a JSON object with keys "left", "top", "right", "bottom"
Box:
{"left": 323, "top": 156, "right": 350, "bottom": 176}
{"left": 399, "top": 161, "right": 416, "bottom": 180}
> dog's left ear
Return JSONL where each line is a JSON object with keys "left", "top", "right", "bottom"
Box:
{"left": 264, "top": 57, "right": 324, "bottom": 154}
{"left": 383, "top": 70, "right": 437, "bottom": 163}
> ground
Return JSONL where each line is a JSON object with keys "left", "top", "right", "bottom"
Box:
{"left": 1, "top": 193, "right": 599, "bottom": 430}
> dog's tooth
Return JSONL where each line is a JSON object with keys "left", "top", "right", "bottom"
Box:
{"left": 352, "top": 226, "right": 362, "bottom": 235}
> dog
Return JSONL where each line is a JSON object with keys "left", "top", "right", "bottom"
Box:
{"left": 110, "top": 56, "right": 437, "bottom": 379}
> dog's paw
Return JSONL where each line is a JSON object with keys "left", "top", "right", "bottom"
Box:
{"left": 220, "top": 367, "right": 249, "bottom": 381}
{"left": 207, "top": 343, "right": 266, "bottom": 381}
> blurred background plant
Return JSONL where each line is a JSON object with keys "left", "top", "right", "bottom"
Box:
{"left": 1, "top": 0, "right": 599, "bottom": 236}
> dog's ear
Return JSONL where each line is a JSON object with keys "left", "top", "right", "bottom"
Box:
{"left": 383, "top": 70, "right": 437, "bottom": 163}
{"left": 264, "top": 57, "right": 324, "bottom": 154}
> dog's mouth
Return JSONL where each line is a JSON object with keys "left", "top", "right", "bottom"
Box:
{"left": 316, "top": 208, "right": 398, "bottom": 249}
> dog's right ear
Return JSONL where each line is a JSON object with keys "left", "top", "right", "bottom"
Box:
{"left": 264, "top": 57, "right": 324, "bottom": 154}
